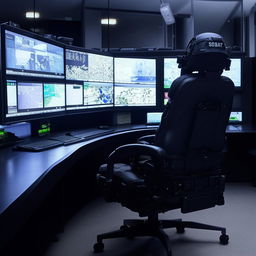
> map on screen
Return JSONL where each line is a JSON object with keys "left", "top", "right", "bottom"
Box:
{"left": 44, "top": 83, "right": 65, "bottom": 108}
{"left": 84, "top": 82, "right": 113, "bottom": 106}
{"left": 114, "top": 83, "right": 156, "bottom": 106}
{"left": 88, "top": 54, "right": 113, "bottom": 82}
{"left": 17, "top": 82, "right": 43, "bottom": 110}
{"left": 66, "top": 49, "right": 89, "bottom": 81}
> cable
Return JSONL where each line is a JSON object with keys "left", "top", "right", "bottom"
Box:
{"left": 33, "top": 0, "right": 36, "bottom": 32}
{"left": 107, "top": 0, "right": 110, "bottom": 51}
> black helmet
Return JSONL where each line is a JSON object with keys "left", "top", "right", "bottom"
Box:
{"left": 187, "top": 32, "right": 228, "bottom": 55}
{"left": 178, "top": 32, "right": 231, "bottom": 74}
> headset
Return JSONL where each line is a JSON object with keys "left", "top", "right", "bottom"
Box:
{"left": 177, "top": 32, "right": 231, "bottom": 74}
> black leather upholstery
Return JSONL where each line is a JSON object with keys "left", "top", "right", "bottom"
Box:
{"left": 94, "top": 70, "right": 234, "bottom": 255}
{"left": 156, "top": 72, "right": 234, "bottom": 177}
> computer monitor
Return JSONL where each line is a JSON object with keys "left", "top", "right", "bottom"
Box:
{"left": 164, "top": 58, "right": 180, "bottom": 89}
{"left": 229, "top": 111, "right": 242, "bottom": 122}
{"left": 88, "top": 53, "right": 113, "bottom": 83}
{"left": 66, "top": 83, "right": 84, "bottom": 110}
{"left": 222, "top": 58, "right": 241, "bottom": 87}
{"left": 43, "top": 83, "right": 65, "bottom": 110}
{"left": 6, "top": 80, "right": 44, "bottom": 118}
{"left": 66, "top": 49, "right": 114, "bottom": 82}
{"left": 147, "top": 112, "right": 162, "bottom": 124}
{"left": 114, "top": 57, "right": 156, "bottom": 106}
{"left": 6, "top": 80, "right": 65, "bottom": 119}
{"left": 6, "top": 80, "right": 18, "bottom": 115}
{"left": 84, "top": 82, "right": 113, "bottom": 108}
{"left": 4, "top": 28, "right": 64, "bottom": 78}
{"left": 66, "top": 48, "right": 89, "bottom": 81}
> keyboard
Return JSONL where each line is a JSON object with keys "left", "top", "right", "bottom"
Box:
{"left": 72, "top": 129, "right": 114, "bottom": 139}
{"left": 15, "top": 139, "right": 63, "bottom": 152}
{"left": 50, "top": 135, "right": 84, "bottom": 145}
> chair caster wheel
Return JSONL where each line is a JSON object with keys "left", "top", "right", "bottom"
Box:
{"left": 120, "top": 225, "right": 134, "bottom": 239}
{"left": 176, "top": 226, "right": 185, "bottom": 234}
{"left": 219, "top": 234, "right": 229, "bottom": 245}
{"left": 94, "top": 242, "right": 104, "bottom": 253}
{"left": 167, "top": 250, "right": 172, "bottom": 256}
{"left": 120, "top": 225, "right": 129, "bottom": 231}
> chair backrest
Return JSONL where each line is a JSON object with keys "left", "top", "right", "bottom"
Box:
{"left": 155, "top": 71, "right": 234, "bottom": 174}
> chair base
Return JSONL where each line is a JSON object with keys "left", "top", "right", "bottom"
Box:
{"left": 93, "top": 214, "right": 229, "bottom": 255}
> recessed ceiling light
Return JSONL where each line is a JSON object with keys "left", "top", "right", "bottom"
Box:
{"left": 25, "top": 12, "right": 40, "bottom": 19}
{"left": 101, "top": 18, "right": 117, "bottom": 25}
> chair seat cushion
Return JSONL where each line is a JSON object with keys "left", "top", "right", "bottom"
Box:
{"left": 99, "top": 163, "right": 144, "bottom": 185}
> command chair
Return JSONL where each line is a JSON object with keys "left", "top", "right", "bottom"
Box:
{"left": 94, "top": 33, "right": 235, "bottom": 256}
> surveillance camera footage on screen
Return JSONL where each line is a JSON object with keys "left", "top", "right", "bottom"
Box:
{"left": 5, "top": 30, "right": 64, "bottom": 78}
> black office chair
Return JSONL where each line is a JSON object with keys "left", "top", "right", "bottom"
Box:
{"left": 94, "top": 33, "right": 234, "bottom": 256}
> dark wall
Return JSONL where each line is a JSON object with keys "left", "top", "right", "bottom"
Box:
{"left": 102, "top": 11, "right": 165, "bottom": 49}
{"left": 0, "top": 19, "right": 82, "bottom": 47}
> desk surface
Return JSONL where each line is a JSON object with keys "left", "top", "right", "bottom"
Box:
{"left": 0, "top": 124, "right": 253, "bottom": 214}
{"left": 0, "top": 125, "right": 159, "bottom": 249}
{"left": 0, "top": 124, "right": 254, "bottom": 248}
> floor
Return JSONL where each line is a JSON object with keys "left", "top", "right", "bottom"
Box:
{"left": 43, "top": 183, "right": 256, "bottom": 256}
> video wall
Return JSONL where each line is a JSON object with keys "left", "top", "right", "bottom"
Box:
{"left": 0, "top": 25, "right": 243, "bottom": 124}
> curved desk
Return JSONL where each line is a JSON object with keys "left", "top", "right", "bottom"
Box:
{"left": 0, "top": 126, "right": 157, "bottom": 250}
{"left": 0, "top": 124, "right": 253, "bottom": 251}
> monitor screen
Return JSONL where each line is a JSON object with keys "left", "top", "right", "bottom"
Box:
{"left": 229, "top": 111, "right": 242, "bottom": 122}
{"left": 6, "top": 80, "right": 17, "bottom": 114}
{"left": 66, "top": 49, "right": 89, "bottom": 81}
{"left": 88, "top": 53, "right": 113, "bottom": 82}
{"left": 66, "top": 83, "right": 84, "bottom": 109}
{"left": 5, "top": 30, "right": 64, "bottom": 78}
{"left": 164, "top": 58, "right": 180, "bottom": 89}
{"left": 66, "top": 49, "right": 114, "bottom": 83}
{"left": 83, "top": 82, "right": 113, "bottom": 107}
{"left": 18, "top": 82, "right": 43, "bottom": 110}
{"left": 114, "top": 58, "right": 156, "bottom": 106}
{"left": 6, "top": 80, "right": 65, "bottom": 118}
{"left": 147, "top": 112, "right": 162, "bottom": 124}
{"left": 43, "top": 83, "right": 65, "bottom": 109}
{"left": 222, "top": 58, "right": 241, "bottom": 87}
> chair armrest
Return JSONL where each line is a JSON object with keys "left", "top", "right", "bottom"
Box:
{"left": 106, "top": 143, "right": 166, "bottom": 179}
{"left": 137, "top": 134, "right": 156, "bottom": 144}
